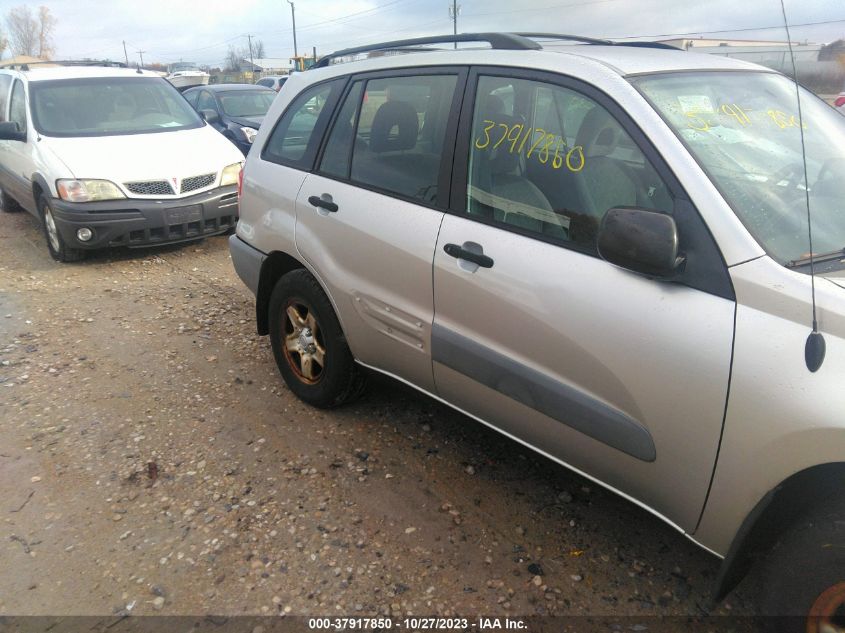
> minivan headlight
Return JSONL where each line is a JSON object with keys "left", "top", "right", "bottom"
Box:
{"left": 240, "top": 127, "right": 258, "bottom": 144}
{"left": 221, "top": 162, "right": 243, "bottom": 186}
{"left": 56, "top": 179, "right": 126, "bottom": 202}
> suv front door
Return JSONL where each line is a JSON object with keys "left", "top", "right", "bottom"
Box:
{"left": 295, "top": 69, "right": 465, "bottom": 392}
{"left": 432, "top": 69, "right": 736, "bottom": 531}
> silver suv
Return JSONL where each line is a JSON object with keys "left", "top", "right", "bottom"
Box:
{"left": 230, "top": 33, "right": 845, "bottom": 626}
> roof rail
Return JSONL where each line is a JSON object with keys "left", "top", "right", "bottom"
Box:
{"left": 312, "top": 32, "right": 685, "bottom": 69}
{"left": 313, "top": 33, "right": 541, "bottom": 68}
{"left": 514, "top": 32, "right": 613, "bottom": 46}
{"left": 1, "top": 59, "right": 128, "bottom": 71}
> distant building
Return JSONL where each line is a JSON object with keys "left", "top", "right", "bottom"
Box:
{"left": 239, "top": 58, "right": 292, "bottom": 74}
{"left": 0, "top": 55, "right": 53, "bottom": 68}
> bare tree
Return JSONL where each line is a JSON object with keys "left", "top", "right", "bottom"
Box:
{"left": 224, "top": 45, "right": 243, "bottom": 72}
{"left": 253, "top": 39, "right": 265, "bottom": 58}
{"left": 6, "top": 5, "right": 37, "bottom": 56}
{"left": 37, "top": 6, "right": 55, "bottom": 59}
{"left": 0, "top": 29, "right": 7, "bottom": 60}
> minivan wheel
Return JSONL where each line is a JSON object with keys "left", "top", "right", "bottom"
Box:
{"left": 39, "top": 195, "right": 86, "bottom": 263}
{"left": 268, "top": 270, "right": 365, "bottom": 408}
{"left": 755, "top": 501, "right": 845, "bottom": 632}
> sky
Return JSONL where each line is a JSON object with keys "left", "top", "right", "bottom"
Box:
{"left": 0, "top": 0, "right": 842, "bottom": 67}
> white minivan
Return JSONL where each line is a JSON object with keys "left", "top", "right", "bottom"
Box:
{"left": 0, "top": 62, "right": 244, "bottom": 262}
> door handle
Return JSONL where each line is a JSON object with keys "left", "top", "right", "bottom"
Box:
{"left": 308, "top": 194, "right": 338, "bottom": 213}
{"left": 444, "top": 243, "right": 494, "bottom": 268}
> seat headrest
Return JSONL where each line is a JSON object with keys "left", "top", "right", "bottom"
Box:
{"left": 575, "top": 106, "right": 622, "bottom": 158}
{"left": 369, "top": 100, "right": 418, "bottom": 153}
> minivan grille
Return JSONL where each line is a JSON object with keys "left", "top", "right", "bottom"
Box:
{"left": 125, "top": 180, "right": 175, "bottom": 196}
{"left": 181, "top": 173, "right": 216, "bottom": 194}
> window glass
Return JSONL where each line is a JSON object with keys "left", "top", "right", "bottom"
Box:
{"left": 257, "top": 79, "right": 273, "bottom": 88}
{"left": 218, "top": 90, "right": 275, "bottom": 117}
{"left": 319, "top": 81, "right": 364, "bottom": 179}
{"left": 348, "top": 74, "right": 457, "bottom": 203}
{"left": 0, "top": 74, "right": 11, "bottom": 122}
{"left": 467, "top": 76, "right": 673, "bottom": 251}
{"left": 183, "top": 90, "right": 200, "bottom": 108}
{"left": 196, "top": 91, "right": 216, "bottom": 112}
{"left": 29, "top": 77, "right": 202, "bottom": 137}
{"left": 10, "top": 79, "right": 26, "bottom": 130}
{"left": 263, "top": 80, "right": 337, "bottom": 167}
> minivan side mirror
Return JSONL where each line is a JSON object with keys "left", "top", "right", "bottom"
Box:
{"left": 200, "top": 109, "right": 220, "bottom": 125}
{"left": 0, "top": 121, "right": 26, "bottom": 142}
{"left": 597, "top": 207, "right": 683, "bottom": 278}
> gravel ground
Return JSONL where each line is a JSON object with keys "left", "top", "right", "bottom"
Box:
{"left": 0, "top": 207, "right": 756, "bottom": 622}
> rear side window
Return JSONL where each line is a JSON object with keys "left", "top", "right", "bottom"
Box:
{"left": 262, "top": 79, "right": 341, "bottom": 168}
{"left": 257, "top": 79, "right": 273, "bottom": 88}
{"left": 466, "top": 75, "right": 673, "bottom": 251}
{"left": 352, "top": 75, "right": 456, "bottom": 202}
{"left": 0, "top": 74, "right": 11, "bottom": 122}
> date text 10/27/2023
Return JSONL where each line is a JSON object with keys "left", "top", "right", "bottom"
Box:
{"left": 307, "top": 617, "right": 529, "bottom": 630}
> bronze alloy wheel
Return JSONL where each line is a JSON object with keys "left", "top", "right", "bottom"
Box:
{"left": 807, "top": 582, "right": 845, "bottom": 633}
{"left": 282, "top": 300, "right": 326, "bottom": 384}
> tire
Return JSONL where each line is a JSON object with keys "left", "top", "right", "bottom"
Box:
{"left": 1, "top": 188, "right": 23, "bottom": 213}
{"left": 38, "top": 194, "right": 86, "bottom": 263}
{"left": 268, "top": 270, "right": 365, "bottom": 408}
{"left": 755, "top": 499, "right": 845, "bottom": 632}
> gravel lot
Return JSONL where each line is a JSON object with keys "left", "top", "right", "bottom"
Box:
{"left": 0, "top": 207, "right": 754, "bottom": 621}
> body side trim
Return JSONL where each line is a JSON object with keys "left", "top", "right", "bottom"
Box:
{"left": 431, "top": 323, "right": 657, "bottom": 462}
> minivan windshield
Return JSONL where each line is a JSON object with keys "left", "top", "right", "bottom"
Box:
{"left": 632, "top": 71, "right": 845, "bottom": 265}
{"left": 29, "top": 76, "right": 204, "bottom": 137}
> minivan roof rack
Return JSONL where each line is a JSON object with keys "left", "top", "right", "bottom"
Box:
{"left": 1, "top": 59, "right": 128, "bottom": 71}
{"left": 313, "top": 32, "right": 682, "bottom": 69}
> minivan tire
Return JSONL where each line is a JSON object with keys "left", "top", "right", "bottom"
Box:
{"left": 268, "top": 270, "right": 365, "bottom": 408}
{"left": 38, "top": 194, "right": 86, "bottom": 263}
{"left": 755, "top": 498, "right": 845, "bottom": 631}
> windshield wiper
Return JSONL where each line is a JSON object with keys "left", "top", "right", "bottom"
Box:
{"left": 787, "top": 248, "right": 845, "bottom": 268}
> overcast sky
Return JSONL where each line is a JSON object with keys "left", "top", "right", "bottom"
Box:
{"left": 0, "top": 0, "right": 842, "bottom": 67}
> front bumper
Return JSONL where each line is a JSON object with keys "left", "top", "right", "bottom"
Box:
{"left": 50, "top": 186, "right": 239, "bottom": 249}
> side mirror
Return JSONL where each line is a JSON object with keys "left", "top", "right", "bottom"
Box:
{"left": 200, "top": 109, "right": 220, "bottom": 125}
{"left": 0, "top": 121, "right": 26, "bottom": 142}
{"left": 597, "top": 207, "right": 683, "bottom": 278}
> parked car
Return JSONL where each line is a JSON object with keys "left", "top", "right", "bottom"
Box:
{"left": 230, "top": 33, "right": 845, "bottom": 627}
{"left": 835, "top": 90, "right": 845, "bottom": 113}
{"left": 0, "top": 62, "right": 244, "bottom": 262}
{"left": 256, "top": 75, "right": 288, "bottom": 92}
{"left": 183, "top": 84, "right": 276, "bottom": 155}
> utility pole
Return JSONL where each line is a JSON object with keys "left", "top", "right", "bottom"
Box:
{"left": 287, "top": 0, "right": 298, "bottom": 62}
{"left": 247, "top": 34, "right": 255, "bottom": 79}
{"left": 137, "top": 49, "right": 146, "bottom": 68}
{"left": 122, "top": 40, "right": 129, "bottom": 65}
{"left": 448, "top": 1, "right": 461, "bottom": 49}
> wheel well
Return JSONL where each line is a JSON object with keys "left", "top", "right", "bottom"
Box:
{"left": 256, "top": 251, "right": 306, "bottom": 335}
{"left": 714, "top": 462, "right": 845, "bottom": 602}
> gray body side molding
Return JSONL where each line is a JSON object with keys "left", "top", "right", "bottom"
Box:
{"left": 431, "top": 324, "right": 657, "bottom": 462}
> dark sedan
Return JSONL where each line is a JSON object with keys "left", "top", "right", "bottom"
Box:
{"left": 183, "top": 84, "right": 276, "bottom": 155}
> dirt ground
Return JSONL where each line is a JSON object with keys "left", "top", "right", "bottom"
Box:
{"left": 0, "top": 207, "right": 755, "bottom": 621}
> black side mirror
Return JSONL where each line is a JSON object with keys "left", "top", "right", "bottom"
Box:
{"left": 200, "top": 109, "right": 220, "bottom": 125}
{"left": 0, "top": 121, "right": 26, "bottom": 142}
{"left": 597, "top": 207, "right": 684, "bottom": 278}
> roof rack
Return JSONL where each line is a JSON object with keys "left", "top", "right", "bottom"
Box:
{"left": 314, "top": 33, "right": 542, "bottom": 68}
{"left": 312, "top": 32, "right": 683, "bottom": 69}
{"left": 1, "top": 59, "right": 128, "bottom": 71}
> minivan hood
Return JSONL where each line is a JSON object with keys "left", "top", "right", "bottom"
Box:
{"left": 40, "top": 125, "right": 243, "bottom": 187}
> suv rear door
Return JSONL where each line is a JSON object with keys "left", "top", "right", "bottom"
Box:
{"left": 294, "top": 68, "right": 466, "bottom": 392}
{"left": 432, "top": 68, "right": 736, "bottom": 531}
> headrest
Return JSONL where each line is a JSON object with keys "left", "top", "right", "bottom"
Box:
{"left": 369, "top": 100, "right": 418, "bottom": 153}
{"left": 575, "top": 106, "right": 622, "bottom": 158}
{"left": 481, "top": 113, "right": 524, "bottom": 176}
